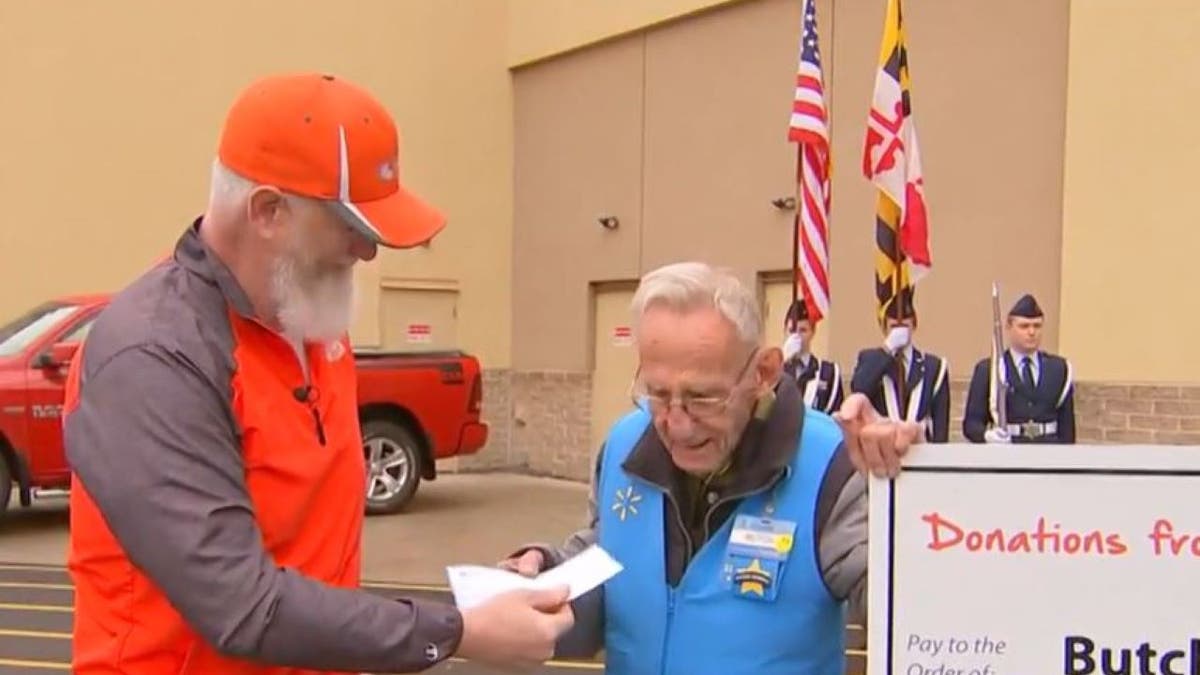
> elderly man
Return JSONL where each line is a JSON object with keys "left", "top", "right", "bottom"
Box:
{"left": 63, "top": 72, "right": 571, "bottom": 675}
{"left": 963, "top": 293, "right": 1076, "bottom": 444}
{"left": 503, "top": 262, "right": 922, "bottom": 674}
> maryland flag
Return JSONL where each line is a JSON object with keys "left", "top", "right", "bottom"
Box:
{"left": 863, "top": 0, "right": 931, "bottom": 324}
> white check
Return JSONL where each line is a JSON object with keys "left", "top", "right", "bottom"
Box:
{"left": 446, "top": 545, "right": 623, "bottom": 610}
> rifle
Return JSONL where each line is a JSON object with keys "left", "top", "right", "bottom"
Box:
{"left": 990, "top": 282, "right": 1007, "bottom": 429}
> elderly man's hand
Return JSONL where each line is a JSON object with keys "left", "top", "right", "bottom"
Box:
{"left": 832, "top": 393, "right": 923, "bottom": 478}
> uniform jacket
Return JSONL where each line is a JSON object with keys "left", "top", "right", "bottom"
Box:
{"left": 962, "top": 350, "right": 1076, "bottom": 443}
{"left": 850, "top": 346, "right": 950, "bottom": 443}
{"left": 783, "top": 354, "right": 845, "bottom": 414}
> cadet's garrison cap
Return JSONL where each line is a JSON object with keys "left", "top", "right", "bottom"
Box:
{"left": 1008, "top": 294, "right": 1044, "bottom": 318}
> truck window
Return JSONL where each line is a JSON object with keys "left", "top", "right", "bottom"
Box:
{"left": 0, "top": 302, "right": 81, "bottom": 358}
{"left": 60, "top": 316, "right": 97, "bottom": 344}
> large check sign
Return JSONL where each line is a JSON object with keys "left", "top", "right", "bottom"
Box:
{"left": 868, "top": 443, "right": 1199, "bottom": 675}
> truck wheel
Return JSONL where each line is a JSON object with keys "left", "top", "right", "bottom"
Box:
{"left": 0, "top": 457, "right": 11, "bottom": 521}
{"left": 361, "top": 419, "right": 422, "bottom": 515}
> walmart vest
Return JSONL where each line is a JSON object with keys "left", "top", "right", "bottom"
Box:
{"left": 597, "top": 407, "right": 846, "bottom": 675}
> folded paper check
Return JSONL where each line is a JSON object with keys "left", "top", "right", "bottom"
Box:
{"left": 446, "top": 545, "right": 624, "bottom": 610}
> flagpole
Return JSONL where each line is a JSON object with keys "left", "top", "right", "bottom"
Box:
{"left": 793, "top": 146, "right": 802, "bottom": 310}
{"left": 890, "top": 199, "right": 907, "bottom": 407}
{"left": 894, "top": 0, "right": 909, "bottom": 411}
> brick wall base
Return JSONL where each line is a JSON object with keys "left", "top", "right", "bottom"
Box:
{"left": 512, "top": 371, "right": 594, "bottom": 480}
{"left": 441, "top": 374, "right": 1200, "bottom": 483}
{"left": 440, "top": 369, "right": 595, "bottom": 482}
{"left": 440, "top": 369, "right": 524, "bottom": 474}
{"left": 948, "top": 379, "right": 1200, "bottom": 445}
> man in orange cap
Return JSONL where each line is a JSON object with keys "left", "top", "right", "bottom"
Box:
{"left": 62, "top": 72, "right": 572, "bottom": 674}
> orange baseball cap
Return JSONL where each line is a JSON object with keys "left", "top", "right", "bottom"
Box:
{"left": 216, "top": 72, "right": 445, "bottom": 248}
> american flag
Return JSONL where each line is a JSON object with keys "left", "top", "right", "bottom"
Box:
{"left": 788, "top": 0, "right": 831, "bottom": 323}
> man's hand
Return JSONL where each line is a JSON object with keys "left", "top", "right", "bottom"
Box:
{"left": 883, "top": 326, "right": 911, "bottom": 355}
{"left": 498, "top": 549, "right": 545, "bottom": 578}
{"left": 782, "top": 332, "right": 805, "bottom": 362}
{"left": 984, "top": 427, "right": 1011, "bottom": 444}
{"left": 833, "top": 392, "right": 923, "bottom": 478}
{"left": 457, "top": 586, "right": 575, "bottom": 672}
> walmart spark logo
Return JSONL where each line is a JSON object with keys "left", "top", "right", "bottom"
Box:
{"left": 611, "top": 485, "right": 642, "bottom": 521}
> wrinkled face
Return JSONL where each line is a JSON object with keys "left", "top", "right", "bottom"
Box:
{"left": 269, "top": 198, "right": 378, "bottom": 344}
{"left": 632, "top": 305, "right": 780, "bottom": 476}
{"left": 1007, "top": 316, "right": 1043, "bottom": 353}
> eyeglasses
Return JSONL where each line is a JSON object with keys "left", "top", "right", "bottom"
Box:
{"left": 628, "top": 348, "right": 759, "bottom": 419}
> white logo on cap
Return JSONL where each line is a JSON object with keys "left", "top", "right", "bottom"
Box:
{"left": 378, "top": 160, "right": 396, "bottom": 181}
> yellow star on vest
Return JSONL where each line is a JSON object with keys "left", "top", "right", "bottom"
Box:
{"left": 734, "top": 558, "right": 772, "bottom": 597}
{"left": 611, "top": 485, "right": 642, "bottom": 521}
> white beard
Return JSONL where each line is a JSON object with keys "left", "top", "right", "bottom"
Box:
{"left": 270, "top": 250, "right": 357, "bottom": 347}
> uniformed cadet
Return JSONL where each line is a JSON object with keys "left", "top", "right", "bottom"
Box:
{"left": 780, "top": 298, "right": 845, "bottom": 414}
{"left": 500, "top": 262, "right": 923, "bottom": 675}
{"left": 963, "top": 293, "right": 1076, "bottom": 444}
{"left": 850, "top": 286, "right": 951, "bottom": 443}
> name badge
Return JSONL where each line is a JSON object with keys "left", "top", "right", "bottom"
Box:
{"left": 722, "top": 515, "right": 797, "bottom": 603}
{"left": 728, "top": 515, "right": 797, "bottom": 560}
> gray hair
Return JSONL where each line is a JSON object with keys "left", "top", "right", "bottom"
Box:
{"left": 206, "top": 159, "right": 322, "bottom": 217}
{"left": 208, "top": 159, "right": 254, "bottom": 211}
{"left": 630, "top": 262, "right": 763, "bottom": 349}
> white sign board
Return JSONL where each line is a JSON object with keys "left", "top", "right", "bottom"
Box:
{"left": 868, "top": 443, "right": 1200, "bottom": 675}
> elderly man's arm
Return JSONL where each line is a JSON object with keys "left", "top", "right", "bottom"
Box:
{"left": 66, "top": 344, "right": 463, "bottom": 672}
{"left": 816, "top": 444, "right": 869, "bottom": 628}
{"left": 506, "top": 446, "right": 606, "bottom": 658}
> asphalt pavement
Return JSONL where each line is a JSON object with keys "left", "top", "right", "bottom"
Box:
{"left": 0, "top": 561, "right": 603, "bottom": 674}
{"left": 0, "top": 561, "right": 866, "bottom": 674}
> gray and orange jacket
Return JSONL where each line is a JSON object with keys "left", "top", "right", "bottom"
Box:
{"left": 63, "top": 219, "right": 462, "bottom": 674}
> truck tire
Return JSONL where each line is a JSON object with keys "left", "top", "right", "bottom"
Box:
{"left": 361, "top": 419, "right": 422, "bottom": 515}
{"left": 0, "top": 456, "right": 11, "bottom": 522}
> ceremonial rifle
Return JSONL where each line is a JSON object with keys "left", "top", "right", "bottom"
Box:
{"left": 990, "top": 282, "right": 1007, "bottom": 429}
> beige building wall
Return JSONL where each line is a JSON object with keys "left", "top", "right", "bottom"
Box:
{"left": 0, "top": 0, "right": 529, "bottom": 469}
{"left": 511, "top": 0, "right": 1081, "bottom": 479}
{"left": 5, "top": 0, "right": 1200, "bottom": 485}
{"left": 507, "top": 0, "right": 741, "bottom": 67}
{"left": 0, "top": 0, "right": 512, "bottom": 370}
{"left": 1059, "top": 1, "right": 1200, "bottom": 384}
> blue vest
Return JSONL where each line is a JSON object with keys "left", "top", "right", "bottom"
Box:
{"left": 597, "top": 407, "right": 846, "bottom": 675}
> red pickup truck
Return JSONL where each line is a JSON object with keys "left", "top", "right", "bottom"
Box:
{"left": 0, "top": 295, "right": 489, "bottom": 521}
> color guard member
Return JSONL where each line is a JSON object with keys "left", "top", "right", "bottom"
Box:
{"left": 963, "top": 294, "right": 1075, "bottom": 444}
{"left": 849, "top": 287, "right": 950, "bottom": 443}
{"left": 781, "top": 299, "right": 845, "bottom": 414}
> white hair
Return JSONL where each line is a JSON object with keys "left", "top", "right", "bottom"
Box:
{"left": 629, "top": 262, "right": 763, "bottom": 348}
{"left": 206, "top": 159, "right": 322, "bottom": 216}
{"left": 208, "top": 159, "right": 255, "bottom": 213}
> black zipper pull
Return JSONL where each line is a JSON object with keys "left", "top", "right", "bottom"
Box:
{"left": 311, "top": 407, "right": 326, "bottom": 446}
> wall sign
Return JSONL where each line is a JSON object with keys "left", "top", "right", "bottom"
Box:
{"left": 406, "top": 323, "right": 432, "bottom": 344}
